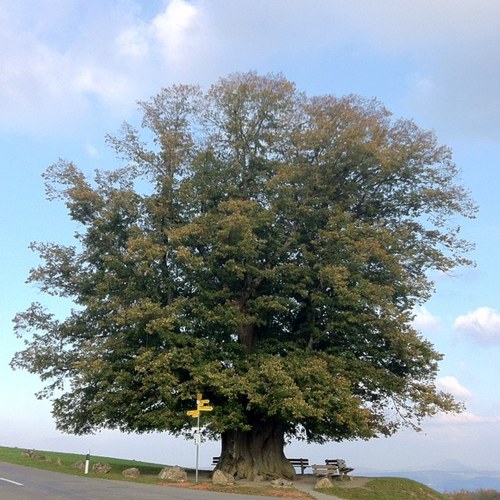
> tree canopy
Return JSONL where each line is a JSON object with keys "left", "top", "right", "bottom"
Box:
{"left": 12, "top": 72, "right": 476, "bottom": 479}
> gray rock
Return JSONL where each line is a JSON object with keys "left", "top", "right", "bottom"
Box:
{"left": 270, "top": 478, "right": 294, "bottom": 489}
{"left": 212, "top": 469, "right": 235, "bottom": 485}
{"left": 122, "top": 467, "right": 140, "bottom": 478}
{"left": 72, "top": 461, "right": 85, "bottom": 470}
{"left": 24, "top": 451, "right": 45, "bottom": 461}
{"left": 158, "top": 465, "right": 188, "bottom": 482}
{"left": 92, "top": 462, "right": 112, "bottom": 474}
{"left": 315, "top": 476, "right": 334, "bottom": 489}
{"left": 335, "top": 474, "right": 353, "bottom": 481}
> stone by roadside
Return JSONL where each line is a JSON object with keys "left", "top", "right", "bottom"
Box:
{"left": 165, "top": 468, "right": 371, "bottom": 500}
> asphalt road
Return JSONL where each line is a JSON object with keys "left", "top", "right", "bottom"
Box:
{"left": 0, "top": 462, "right": 281, "bottom": 500}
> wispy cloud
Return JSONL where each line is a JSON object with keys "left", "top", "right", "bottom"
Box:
{"left": 436, "top": 376, "right": 472, "bottom": 400}
{"left": 115, "top": 25, "right": 150, "bottom": 60}
{"left": 0, "top": 1, "right": 143, "bottom": 133}
{"left": 0, "top": 0, "right": 211, "bottom": 134}
{"left": 3, "top": 0, "right": 500, "bottom": 142}
{"left": 412, "top": 306, "right": 440, "bottom": 333}
{"left": 152, "top": 0, "right": 200, "bottom": 64}
{"left": 433, "top": 411, "right": 500, "bottom": 425}
{"left": 454, "top": 307, "right": 500, "bottom": 345}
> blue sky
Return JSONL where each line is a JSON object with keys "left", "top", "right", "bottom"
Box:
{"left": 1, "top": 0, "right": 500, "bottom": 471}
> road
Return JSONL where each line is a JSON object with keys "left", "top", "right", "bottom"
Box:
{"left": 0, "top": 462, "right": 281, "bottom": 500}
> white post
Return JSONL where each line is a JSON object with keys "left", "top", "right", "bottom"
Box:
{"left": 84, "top": 450, "right": 90, "bottom": 474}
{"left": 195, "top": 413, "right": 200, "bottom": 483}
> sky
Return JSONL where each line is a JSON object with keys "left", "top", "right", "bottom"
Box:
{"left": 1, "top": 0, "right": 500, "bottom": 473}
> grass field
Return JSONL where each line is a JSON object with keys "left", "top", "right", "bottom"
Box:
{"left": 0, "top": 445, "right": 166, "bottom": 484}
{"left": 317, "top": 477, "right": 449, "bottom": 499}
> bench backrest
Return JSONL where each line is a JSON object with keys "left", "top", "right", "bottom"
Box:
{"left": 289, "top": 458, "right": 309, "bottom": 465}
{"left": 325, "top": 459, "right": 346, "bottom": 467}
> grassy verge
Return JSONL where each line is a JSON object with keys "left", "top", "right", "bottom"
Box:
{"left": 0, "top": 445, "right": 164, "bottom": 484}
{"left": 317, "top": 477, "right": 449, "bottom": 499}
{"left": 0, "top": 445, "right": 313, "bottom": 497}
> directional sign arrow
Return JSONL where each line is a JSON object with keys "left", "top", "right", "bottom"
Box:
{"left": 198, "top": 405, "right": 213, "bottom": 412}
{"left": 187, "top": 410, "right": 200, "bottom": 417}
{"left": 197, "top": 399, "right": 210, "bottom": 406}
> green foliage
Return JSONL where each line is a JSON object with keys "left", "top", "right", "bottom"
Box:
{"left": 12, "top": 72, "right": 476, "bottom": 444}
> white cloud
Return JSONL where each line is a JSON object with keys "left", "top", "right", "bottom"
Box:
{"left": 0, "top": 0, "right": 212, "bottom": 135}
{"left": 412, "top": 306, "right": 440, "bottom": 332}
{"left": 326, "top": 0, "right": 500, "bottom": 52}
{"left": 0, "top": 1, "right": 143, "bottom": 134}
{"left": 433, "top": 411, "right": 500, "bottom": 425}
{"left": 454, "top": 307, "right": 500, "bottom": 345}
{"left": 152, "top": 0, "right": 201, "bottom": 66}
{"left": 2, "top": 0, "right": 500, "bottom": 142}
{"left": 436, "top": 376, "right": 472, "bottom": 400}
{"left": 73, "top": 65, "right": 132, "bottom": 106}
{"left": 115, "top": 26, "right": 149, "bottom": 59}
{"left": 188, "top": 0, "right": 500, "bottom": 142}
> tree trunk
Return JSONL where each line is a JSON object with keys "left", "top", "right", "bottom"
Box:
{"left": 216, "top": 420, "right": 295, "bottom": 480}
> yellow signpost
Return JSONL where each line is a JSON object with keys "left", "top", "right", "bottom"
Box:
{"left": 186, "top": 393, "right": 213, "bottom": 482}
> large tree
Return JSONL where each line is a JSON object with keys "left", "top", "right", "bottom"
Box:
{"left": 12, "top": 72, "right": 475, "bottom": 480}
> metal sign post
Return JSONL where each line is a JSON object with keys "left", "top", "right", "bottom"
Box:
{"left": 186, "top": 393, "right": 213, "bottom": 483}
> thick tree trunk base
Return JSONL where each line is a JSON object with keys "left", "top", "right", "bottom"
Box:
{"left": 216, "top": 422, "right": 295, "bottom": 480}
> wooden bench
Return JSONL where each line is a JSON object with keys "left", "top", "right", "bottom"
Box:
{"left": 213, "top": 456, "right": 309, "bottom": 474}
{"left": 312, "top": 459, "right": 354, "bottom": 477}
{"left": 325, "top": 458, "right": 354, "bottom": 475}
{"left": 288, "top": 458, "right": 310, "bottom": 474}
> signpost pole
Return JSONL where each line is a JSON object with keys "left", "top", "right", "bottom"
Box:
{"left": 195, "top": 412, "right": 200, "bottom": 483}
{"left": 186, "top": 392, "right": 213, "bottom": 484}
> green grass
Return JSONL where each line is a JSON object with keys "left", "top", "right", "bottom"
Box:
{"left": 0, "top": 446, "right": 461, "bottom": 499}
{"left": 0, "top": 445, "right": 166, "bottom": 484}
{"left": 0, "top": 446, "right": 315, "bottom": 497}
{"left": 317, "top": 477, "right": 449, "bottom": 499}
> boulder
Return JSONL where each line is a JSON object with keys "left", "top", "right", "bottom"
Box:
{"left": 72, "top": 461, "right": 85, "bottom": 470}
{"left": 270, "top": 478, "right": 294, "bottom": 489}
{"left": 212, "top": 469, "right": 235, "bottom": 486}
{"left": 24, "top": 451, "right": 45, "bottom": 461}
{"left": 315, "top": 476, "right": 334, "bottom": 489}
{"left": 158, "top": 466, "right": 188, "bottom": 482}
{"left": 334, "top": 474, "right": 353, "bottom": 481}
{"left": 92, "top": 462, "right": 112, "bottom": 474}
{"left": 122, "top": 467, "right": 140, "bottom": 478}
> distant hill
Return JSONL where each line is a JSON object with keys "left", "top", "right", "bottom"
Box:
{"left": 404, "top": 459, "right": 479, "bottom": 473}
{"left": 356, "top": 460, "right": 500, "bottom": 493}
